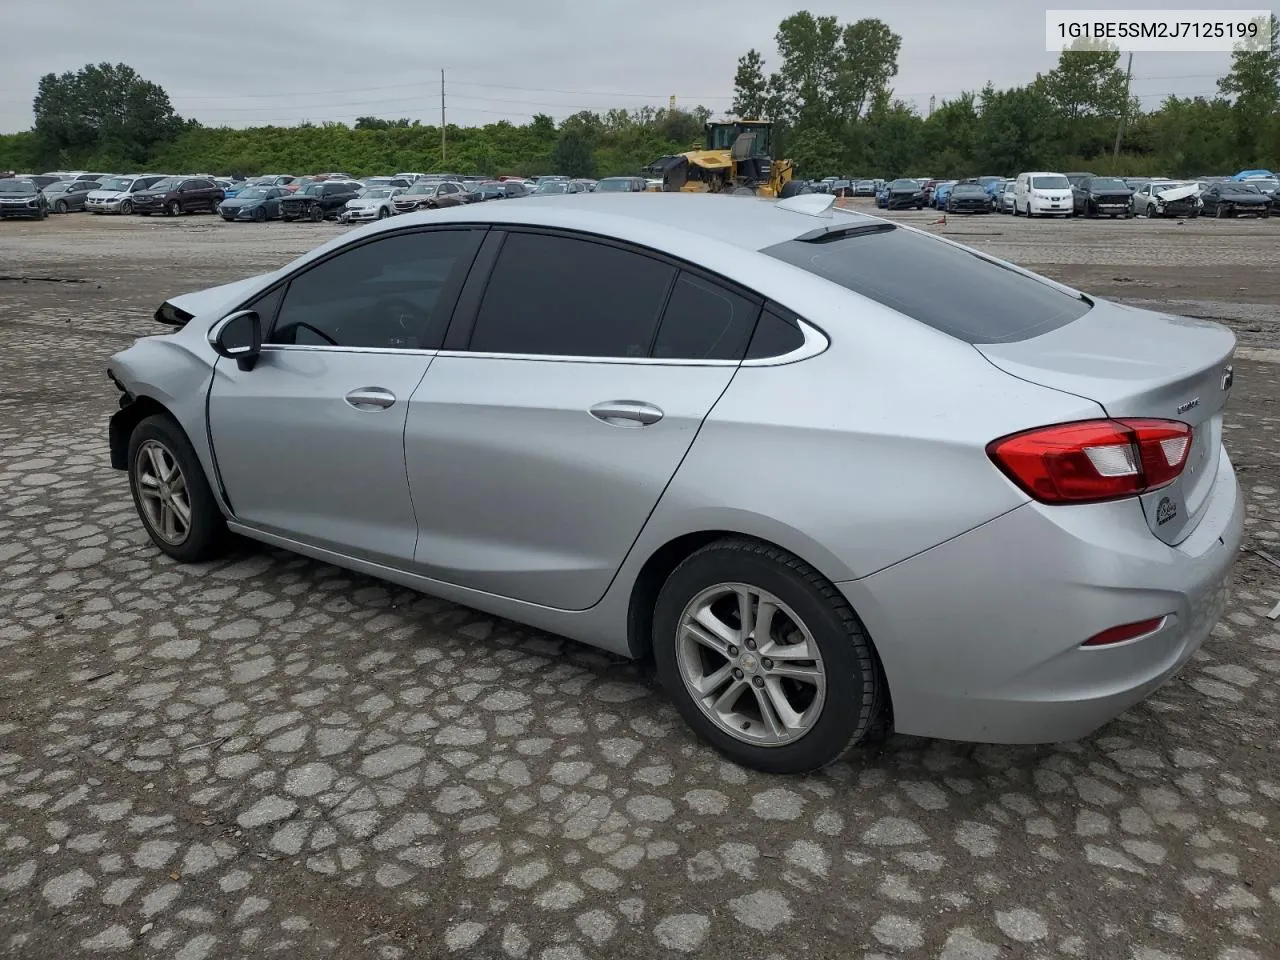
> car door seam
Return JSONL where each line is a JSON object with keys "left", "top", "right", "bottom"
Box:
{"left": 401, "top": 355, "right": 439, "bottom": 562}
{"left": 579, "top": 361, "right": 748, "bottom": 612}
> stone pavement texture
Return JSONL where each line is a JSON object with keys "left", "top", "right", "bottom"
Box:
{"left": 0, "top": 213, "right": 1278, "bottom": 959}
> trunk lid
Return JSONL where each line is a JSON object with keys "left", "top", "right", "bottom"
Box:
{"left": 976, "top": 300, "right": 1235, "bottom": 545}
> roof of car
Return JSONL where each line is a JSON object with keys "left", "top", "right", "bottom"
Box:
{"left": 382, "top": 193, "right": 877, "bottom": 253}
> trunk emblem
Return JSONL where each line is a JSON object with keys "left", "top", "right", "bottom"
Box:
{"left": 1221, "top": 366, "right": 1234, "bottom": 391}
{"left": 1176, "top": 397, "right": 1200, "bottom": 414}
{"left": 1156, "top": 497, "right": 1178, "bottom": 525}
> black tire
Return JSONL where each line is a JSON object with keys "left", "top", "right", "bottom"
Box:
{"left": 1216, "top": 204, "right": 1228, "bottom": 219}
{"left": 652, "top": 537, "right": 886, "bottom": 775}
{"left": 377, "top": 207, "right": 389, "bottom": 219}
{"left": 253, "top": 206, "right": 267, "bottom": 222}
{"left": 309, "top": 203, "right": 323, "bottom": 222}
{"left": 55, "top": 200, "right": 68, "bottom": 214}
{"left": 1026, "top": 204, "right": 1035, "bottom": 219}
{"left": 167, "top": 200, "right": 182, "bottom": 216}
{"left": 1260, "top": 208, "right": 1270, "bottom": 219}
{"left": 127, "top": 414, "right": 228, "bottom": 563}
{"left": 120, "top": 199, "right": 132, "bottom": 215}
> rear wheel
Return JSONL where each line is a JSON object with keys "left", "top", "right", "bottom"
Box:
{"left": 127, "top": 414, "right": 228, "bottom": 563}
{"left": 652, "top": 538, "right": 886, "bottom": 774}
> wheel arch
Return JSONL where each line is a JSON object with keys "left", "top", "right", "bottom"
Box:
{"left": 109, "top": 394, "right": 173, "bottom": 470}
{"left": 626, "top": 529, "right": 862, "bottom": 660}
{"left": 626, "top": 528, "right": 895, "bottom": 737}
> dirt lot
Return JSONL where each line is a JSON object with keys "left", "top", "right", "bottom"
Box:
{"left": 1, "top": 207, "right": 1278, "bottom": 960}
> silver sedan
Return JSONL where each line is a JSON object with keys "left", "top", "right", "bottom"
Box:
{"left": 106, "top": 193, "right": 1242, "bottom": 774}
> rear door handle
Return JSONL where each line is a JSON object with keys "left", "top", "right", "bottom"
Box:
{"left": 345, "top": 387, "right": 396, "bottom": 410}
{"left": 589, "top": 400, "right": 664, "bottom": 427}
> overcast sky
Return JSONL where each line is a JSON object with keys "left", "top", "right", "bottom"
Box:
{"left": 0, "top": 0, "right": 1260, "bottom": 133}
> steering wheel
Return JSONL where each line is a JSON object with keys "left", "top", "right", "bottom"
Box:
{"left": 290, "top": 321, "right": 339, "bottom": 346}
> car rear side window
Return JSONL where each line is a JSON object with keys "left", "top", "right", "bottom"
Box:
{"left": 650, "top": 273, "right": 758, "bottom": 361}
{"left": 762, "top": 226, "right": 1090, "bottom": 344}
{"left": 469, "top": 232, "right": 674, "bottom": 357}
{"left": 745, "top": 305, "right": 805, "bottom": 359}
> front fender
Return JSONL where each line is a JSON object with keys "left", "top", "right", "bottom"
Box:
{"left": 106, "top": 336, "right": 223, "bottom": 508}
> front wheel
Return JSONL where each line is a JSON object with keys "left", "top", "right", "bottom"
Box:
{"left": 167, "top": 200, "right": 182, "bottom": 216}
{"left": 309, "top": 203, "right": 323, "bottom": 222}
{"left": 55, "top": 200, "right": 68, "bottom": 214}
{"left": 120, "top": 199, "right": 132, "bottom": 215}
{"left": 652, "top": 538, "right": 886, "bottom": 774}
{"left": 127, "top": 414, "right": 228, "bottom": 563}
{"left": 377, "top": 207, "right": 389, "bottom": 219}
{"left": 1216, "top": 204, "right": 1228, "bottom": 219}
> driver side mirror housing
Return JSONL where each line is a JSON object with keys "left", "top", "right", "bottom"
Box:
{"left": 211, "top": 310, "right": 262, "bottom": 371}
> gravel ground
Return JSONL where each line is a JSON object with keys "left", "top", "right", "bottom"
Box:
{"left": 1, "top": 208, "right": 1278, "bottom": 960}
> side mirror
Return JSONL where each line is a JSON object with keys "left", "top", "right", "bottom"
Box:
{"left": 212, "top": 310, "right": 262, "bottom": 371}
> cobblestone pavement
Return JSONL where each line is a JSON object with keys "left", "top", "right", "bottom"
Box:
{"left": 1, "top": 214, "right": 1278, "bottom": 959}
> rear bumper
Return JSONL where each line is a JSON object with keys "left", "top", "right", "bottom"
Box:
{"left": 840, "top": 445, "right": 1243, "bottom": 744}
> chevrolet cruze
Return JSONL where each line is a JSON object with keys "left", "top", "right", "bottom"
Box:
{"left": 106, "top": 193, "right": 1242, "bottom": 774}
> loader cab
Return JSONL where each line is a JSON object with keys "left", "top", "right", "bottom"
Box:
{"left": 705, "top": 121, "right": 775, "bottom": 186}
{"left": 704, "top": 121, "right": 774, "bottom": 158}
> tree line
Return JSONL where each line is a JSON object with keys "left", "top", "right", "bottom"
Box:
{"left": 1, "top": 14, "right": 1276, "bottom": 180}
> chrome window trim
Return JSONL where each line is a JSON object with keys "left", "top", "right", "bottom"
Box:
{"left": 255, "top": 344, "right": 440, "bottom": 357}
{"left": 741, "top": 318, "right": 829, "bottom": 367}
{"left": 230, "top": 319, "right": 828, "bottom": 367}
{"left": 434, "top": 351, "right": 741, "bottom": 367}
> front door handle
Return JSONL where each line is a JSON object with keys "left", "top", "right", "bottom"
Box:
{"left": 589, "top": 400, "right": 664, "bottom": 427}
{"left": 345, "top": 387, "right": 396, "bottom": 410}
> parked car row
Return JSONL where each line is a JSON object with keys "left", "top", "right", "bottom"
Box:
{"left": 832, "top": 168, "right": 1278, "bottom": 221}
{"left": 0, "top": 169, "right": 660, "bottom": 225}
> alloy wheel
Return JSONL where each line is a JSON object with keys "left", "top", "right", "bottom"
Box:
{"left": 675, "top": 583, "right": 827, "bottom": 747}
{"left": 134, "top": 440, "right": 192, "bottom": 545}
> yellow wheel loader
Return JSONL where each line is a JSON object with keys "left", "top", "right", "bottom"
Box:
{"left": 646, "top": 120, "right": 796, "bottom": 198}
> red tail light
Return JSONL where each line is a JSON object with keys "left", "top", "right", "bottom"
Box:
{"left": 987, "top": 419, "right": 1192, "bottom": 504}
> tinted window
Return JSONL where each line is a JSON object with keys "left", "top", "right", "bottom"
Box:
{"left": 269, "top": 229, "right": 482, "bottom": 349}
{"left": 651, "top": 273, "right": 758, "bottom": 361}
{"left": 763, "top": 225, "right": 1090, "bottom": 344}
{"left": 469, "top": 233, "right": 674, "bottom": 357}
{"left": 745, "top": 305, "right": 805, "bottom": 359}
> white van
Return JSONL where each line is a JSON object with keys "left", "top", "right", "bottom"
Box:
{"left": 1013, "top": 172, "right": 1073, "bottom": 217}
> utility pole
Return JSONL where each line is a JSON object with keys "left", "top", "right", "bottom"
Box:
{"left": 1112, "top": 51, "right": 1133, "bottom": 162}
{"left": 441, "top": 68, "right": 446, "bottom": 164}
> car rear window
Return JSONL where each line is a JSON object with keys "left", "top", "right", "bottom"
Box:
{"left": 762, "top": 225, "right": 1090, "bottom": 344}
